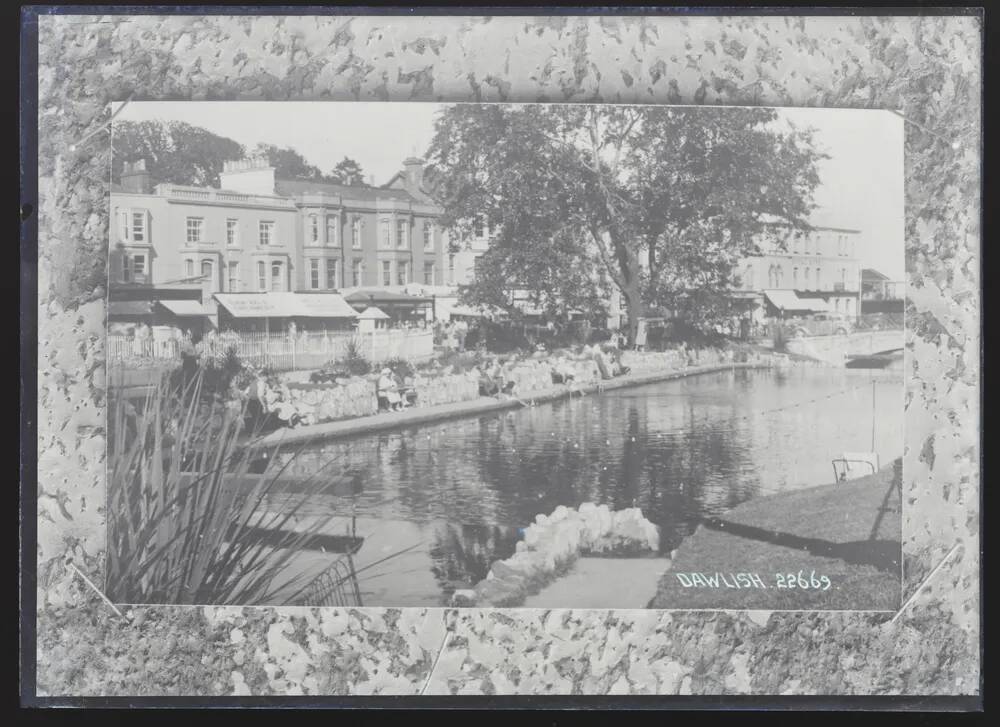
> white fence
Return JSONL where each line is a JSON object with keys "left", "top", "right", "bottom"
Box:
{"left": 107, "top": 329, "right": 434, "bottom": 371}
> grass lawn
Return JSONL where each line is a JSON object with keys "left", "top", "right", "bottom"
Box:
{"left": 649, "top": 459, "right": 902, "bottom": 611}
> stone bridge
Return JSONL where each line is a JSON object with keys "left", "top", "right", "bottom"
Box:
{"left": 784, "top": 329, "right": 904, "bottom": 366}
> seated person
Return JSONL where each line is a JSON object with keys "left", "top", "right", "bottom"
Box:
{"left": 398, "top": 373, "right": 418, "bottom": 407}
{"left": 377, "top": 367, "right": 404, "bottom": 411}
{"left": 478, "top": 367, "right": 500, "bottom": 397}
{"left": 550, "top": 360, "right": 576, "bottom": 385}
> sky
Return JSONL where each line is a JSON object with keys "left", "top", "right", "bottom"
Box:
{"left": 114, "top": 102, "right": 904, "bottom": 280}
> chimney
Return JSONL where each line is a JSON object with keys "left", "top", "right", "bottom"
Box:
{"left": 121, "top": 158, "right": 153, "bottom": 194}
{"left": 402, "top": 157, "right": 425, "bottom": 192}
{"left": 219, "top": 155, "right": 276, "bottom": 195}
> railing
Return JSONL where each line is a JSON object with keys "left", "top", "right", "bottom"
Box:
{"left": 107, "top": 329, "right": 435, "bottom": 371}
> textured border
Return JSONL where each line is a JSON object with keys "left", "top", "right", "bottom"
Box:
{"left": 29, "top": 12, "right": 981, "bottom": 700}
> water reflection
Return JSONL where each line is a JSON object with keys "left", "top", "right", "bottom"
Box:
{"left": 269, "top": 367, "right": 904, "bottom": 605}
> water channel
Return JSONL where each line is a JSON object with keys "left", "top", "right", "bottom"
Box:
{"left": 268, "top": 366, "right": 904, "bottom": 607}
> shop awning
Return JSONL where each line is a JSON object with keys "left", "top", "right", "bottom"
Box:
{"left": 345, "top": 289, "right": 431, "bottom": 306}
{"left": 763, "top": 290, "right": 829, "bottom": 313}
{"left": 108, "top": 301, "right": 155, "bottom": 317}
{"left": 156, "top": 300, "right": 210, "bottom": 317}
{"left": 214, "top": 293, "right": 357, "bottom": 319}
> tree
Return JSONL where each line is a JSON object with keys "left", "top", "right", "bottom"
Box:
{"left": 112, "top": 120, "right": 245, "bottom": 187}
{"left": 426, "top": 105, "right": 824, "bottom": 344}
{"left": 252, "top": 143, "right": 326, "bottom": 180}
{"left": 329, "top": 156, "right": 366, "bottom": 186}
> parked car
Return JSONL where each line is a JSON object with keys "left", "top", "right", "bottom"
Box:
{"left": 784, "top": 312, "right": 854, "bottom": 338}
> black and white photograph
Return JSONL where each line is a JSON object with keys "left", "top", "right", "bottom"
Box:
{"left": 25, "top": 10, "right": 980, "bottom": 704}
{"left": 105, "top": 101, "right": 904, "bottom": 611}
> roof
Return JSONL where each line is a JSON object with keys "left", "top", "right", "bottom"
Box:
{"left": 762, "top": 289, "right": 830, "bottom": 313}
{"left": 108, "top": 301, "right": 155, "bottom": 317}
{"left": 757, "top": 211, "right": 861, "bottom": 234}
{"left": 156, "top": 300, "right": 210, "bottom": 317}
{"left": 275, "top": 178, "right": 424, "bottom": 204}
{"left": 356, "top": 306, "right": 390, "bottom": 320}
{"left": 862, "top": 268, "right": 891, "bottom": 281}
{"left": 214, "top": 292, "right": 358, "bottom": 319}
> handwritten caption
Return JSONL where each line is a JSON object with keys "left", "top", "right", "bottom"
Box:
{"left": 674, "top": 571, "right": 832, "bottom": 590}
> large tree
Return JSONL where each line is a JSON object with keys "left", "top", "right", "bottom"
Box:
{"left": 112, "top": 120, "right": 245, "bottom": 187}
{"left": 252, "top": 143, "right": 327, "bottom": 181}
{"left": 329, "top": 156, "right": 366, "bottom": 186}
{"left": 426, "top": 105, "right": 824, "bottom": 343}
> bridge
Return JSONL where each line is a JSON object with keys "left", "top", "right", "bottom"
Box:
{"left": 784, "top": 329, "right": 904, "bottom": 366}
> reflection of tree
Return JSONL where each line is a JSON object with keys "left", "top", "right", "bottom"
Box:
{"left": 427, "top": 521, "right": 519, "bottom": 597}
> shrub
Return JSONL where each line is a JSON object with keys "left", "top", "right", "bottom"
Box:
{"left": 382, "top": 357, "right": 415, "bottom": 379}
{"left": 342, "top": 337, "right": 371, "bottom": 376}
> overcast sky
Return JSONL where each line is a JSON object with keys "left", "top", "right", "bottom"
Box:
{"left": 115, "top": 102, "right": 904, "bottom": 280}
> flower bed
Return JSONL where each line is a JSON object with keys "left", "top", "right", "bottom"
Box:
{"left": 451, "top": 503, "right": 660, "bottom": 608}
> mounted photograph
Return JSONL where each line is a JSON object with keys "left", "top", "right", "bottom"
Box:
{"left": 105, "top": 101, "right": 904, "bottom": 611}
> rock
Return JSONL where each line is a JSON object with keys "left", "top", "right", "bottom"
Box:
{"left": 450, "top": 589, "right": 477, "bottom": 607}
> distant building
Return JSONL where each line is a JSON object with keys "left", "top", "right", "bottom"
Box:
{"left": 734, "top": 218, "right": 863, "bottom": 320}
{"left": 108, "top": 155, "right": 451, "bottom": 330}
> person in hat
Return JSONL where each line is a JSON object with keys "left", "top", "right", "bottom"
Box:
{"left": 377, "top": 366, "right": 403, "bottom": 411}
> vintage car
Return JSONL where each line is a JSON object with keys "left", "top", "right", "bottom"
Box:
{"left": 784, "top": 312, "right": 854, "bottom": 338}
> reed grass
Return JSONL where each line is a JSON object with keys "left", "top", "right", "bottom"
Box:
{"left": 106, "top": 367, "right": 355, "bottom": 606}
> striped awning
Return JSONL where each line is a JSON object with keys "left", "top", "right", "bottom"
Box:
{"left": 157, "top": 300, "right": 210, "bottom": 317}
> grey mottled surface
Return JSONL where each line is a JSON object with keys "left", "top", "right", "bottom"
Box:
{"left": 33, "top": 14, "right": 980, "bottom": 697}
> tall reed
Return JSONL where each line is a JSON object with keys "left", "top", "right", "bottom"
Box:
{"left": 106, "top": 367, "right": 352, "bottom": 606}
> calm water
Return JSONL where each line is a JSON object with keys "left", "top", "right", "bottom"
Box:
{"left": 269, "top": 367, "right": 904, "bottom": 607}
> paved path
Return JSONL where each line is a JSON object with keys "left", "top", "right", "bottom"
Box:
{"left": 258, "top": 362, "right": 768, "bottom": 448}
{"left": 521, "top": 557, "right": 673, "bottom": 609}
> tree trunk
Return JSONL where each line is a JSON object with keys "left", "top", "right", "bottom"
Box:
{"left": 621, "top": 280, "right": 644, "bottom": 348}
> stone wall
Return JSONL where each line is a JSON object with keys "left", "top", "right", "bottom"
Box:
{"left": 285, "top": 379, "right": 379, "bottom": 424}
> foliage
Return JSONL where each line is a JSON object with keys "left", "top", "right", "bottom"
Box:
{"left": 329, "top": 156, "right": 366, "bottom": 185}
{"left": 106, "top": 369, "right": 348, "bottom": 605}
{"left": 341, "top": 337, "right": 372, "bottom": 376}
{"left": 112, "top": 120, "right": 245, "bottom": 187}
{"left": 253, "top": 142, "right": 328, "bottom": 181}
{"left": 427, "top": 105, "right": 824, "bottom": 343}
{"left": 381, "top": 357, "right": 415, "bottom": 380}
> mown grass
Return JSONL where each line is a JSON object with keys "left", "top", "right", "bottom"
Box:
{"left": 649, "top": 460, "right": 903, "bottom": 610}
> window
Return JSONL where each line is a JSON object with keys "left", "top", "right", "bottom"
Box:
{"left": 132, "top": 254, "right": 145, "bottom": 279}
{"left": 792, "top": 268, "right": 798, "bottom": 288}
{"left": 382, "top": 260, "right": 392, "bottom": 286}
{"left": 352, "top": 259, "right": 364, "bottom": 287}
{"left": 117, "top": 209, "right": 130, "bottom": 242}
{"left": 473, "top": 215, "right": 485, "bottom": 239}
{"left": 201, "top": 259, "right": 215, "bottom": 292}
{"left": 767, "top": 266, "right": 775, "bottom": 288}
{"left": 186, "top": 217, "right": 204, "bottom": 244}
{"left": 845, "top": 298, "right": 854, "bottom": 317}
{"left": 259, "top": 221, "right": 274, "bottom": 247}
{"left": 792, "top": 233, "right": 801, "bottom": 254}
{"left": 743, "top": 265, "right": 754, "bottom": 289}
{"left": 326, "top": 259, "right": 338, "bottom": 289}
{"left": 310, "top": 214, "right": 320, "bottom": 244}
{"left": 424, "top": 262, "right": 435, "bottom": 285}
{"left": 185, "top": 259, "right": 195, "bottom": 278}
{"left": 841, "top": 268, "right": 847, "bottom": 286}
{"left": 381, "top": 219, "right": 391, "bottom": 247}
{"left": 775, "top": 266, "right": 783, "bottom": 287}
{"left": 257, "top": 261, "right": 267, "bottom": 291}
{"left": 396, "top": 219, "right": 408, "bottom": 249}
{"left": 423, "top": 222, "right": 434, "bottom": 250}
{"left": 131, "top": 211, "right": 147, "bottom": 242}
{"left": 226, "top": 219, "right": 239, "bottom": 247}
{"left": 352, "top": 218, "right": 362, "bottom": 249}
{"left": 835, "top": 298, "right": 841, "bottom": 312}
{"left": 397, "top": 261, "right": 408, "bottom": 286}
{"left": 815, "top": 267, "right": 821, "bottom": 289}
{"left": 121, "top": 254, "right": 131, "bottom": 283}
{"left": 309, "top": 258, "right": 320, "bottom": 290}
{"left": 803, "top": 268, "right": 810, "bottom": 288}
{"left": 803, "top": 234, "right": 811, "bottom": 255}
{"left": 228, "top": 261, "right": 240, "bottom": 292}
{"left": 448, "top": 254, "right": 455, "bottom": 284}
{"left": 327, "top": 216, "right": 338, "bottom": 247}
{"left": 473, "top": 255, "right": 483, "bottom": 280}
{"left": 271, "top": 262, "right": 283, "bottom": 291}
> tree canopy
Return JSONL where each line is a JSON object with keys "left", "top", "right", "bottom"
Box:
{"left": 112, "top": 120, "right": 245, "bottom": 187}
{"left": 426, "top": 104, "right": 825, "bottom": 341}
{"left": 329, "top": 156, "right": 366, "bottom": 186}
